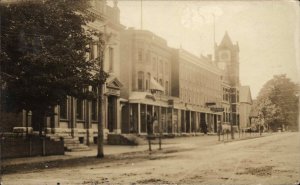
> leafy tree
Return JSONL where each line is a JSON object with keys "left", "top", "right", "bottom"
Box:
{"left": 255, "top": 75, "right": 299, "bottom": 131}
{"left": 0, "top": 0, "right": 107, "bottom": 134}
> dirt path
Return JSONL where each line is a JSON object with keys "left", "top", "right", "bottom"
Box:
{"left": 2, "top": 132, "right": 300, "bottom": 185}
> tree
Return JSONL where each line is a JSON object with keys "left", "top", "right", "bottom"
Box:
{"left": 0, "top": 1, "right": 107, "bottom": 135}
{"left": 255, "top": 75, "right": 299, "bottom": 131}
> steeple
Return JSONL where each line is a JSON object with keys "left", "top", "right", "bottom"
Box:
{"left": 219, "top": 31, "right": 233, "bottom": 48}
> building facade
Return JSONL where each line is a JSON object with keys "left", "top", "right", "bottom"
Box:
{"left": 2, "top": 0, "right": 250, "bottom": 145}
{"left": 53, "top": 0, "right": 125, "bottom": 143}
{"left": 119, "top": 28, "right": 224, "bottom": 136}
{"left": 120, "top": 29, "right": 173, "bottom": 135}
{"left": 3, "top": 0, "right": 126, "bottom": 144}
{"left": 171, "top": 49, "right": 223, "bottom": 134}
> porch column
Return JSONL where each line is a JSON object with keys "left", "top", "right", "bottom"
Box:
{"left": 50, "top": 106, "right": 59, "bottom": 134}
{"left": 189, "top": 111, "right": 192, "bottom": 133}
{"left": 195, "top": 112, "right": 199, "bottom": 133}
{"left": 115, "top": 98, "right": 121, "bottom": 134}
{"left": 183, "top": 110, "right": 186, "bottom": 133}
{"left": 104, "top": 96, "right": 108, "bottom": 130}
{"left": 171, "top": 108, "right": 174, "bottom": 134}
{"left": 138, "top": 103, "right": 141, "bottom": 134}
{"left": 86, "top": 100, "right": 91, "bottom": 145}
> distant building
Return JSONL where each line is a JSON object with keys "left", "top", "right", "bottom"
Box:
{"left": 171, "top": 49, "right": 223, "bottom": 133}
{"left": 239, "top": 86, "right": 253, "bottom": 129}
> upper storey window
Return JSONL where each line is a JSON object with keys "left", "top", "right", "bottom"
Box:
{"left": 138, "top": 49, "right": 143, "bottom": 62}
{"left": 159, "top": 60, "right": 163, "bottom": 74}
{"left": 138, "top": 71, "right": 144, "bottom": 91}
{"left": 109, "top": 47, "right": 114, "bottom": 72}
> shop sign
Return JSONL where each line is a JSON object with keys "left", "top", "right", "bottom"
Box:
{"left": 210, "top": 107, "right": 224, "bottom": 112}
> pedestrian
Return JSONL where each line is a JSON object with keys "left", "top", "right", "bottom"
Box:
{"left": 217, "top": 121, "right": 222, "bottom": 141}
{"left": 147, "top": 112, "right": 153, "bottom": 135}
{"left": 152, "top": 112, "right": 158, "bottom": 134}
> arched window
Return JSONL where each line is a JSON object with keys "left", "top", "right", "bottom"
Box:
{"left": 138, "top": 71, "right": 144, "bottom": 91}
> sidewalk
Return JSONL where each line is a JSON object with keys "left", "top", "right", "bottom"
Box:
{"left": 1, "top": 132, "right": 273, "bottom": 168}
{"left": 1, "top": 141, "right": 181, "bottom": 167}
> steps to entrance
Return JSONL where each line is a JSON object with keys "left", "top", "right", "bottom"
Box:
{"left": 47, "top": 134, "right": 91, "bottom": 152}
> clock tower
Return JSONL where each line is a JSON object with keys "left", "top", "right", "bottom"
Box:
{"left": 215, "top": 31, "right": 240, "bottom": 87}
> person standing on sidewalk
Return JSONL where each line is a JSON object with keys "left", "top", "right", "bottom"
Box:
{"left": 217, "top": 121, "right": 222, "bottom": 141}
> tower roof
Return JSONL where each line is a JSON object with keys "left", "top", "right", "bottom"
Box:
{"left": 219, "top": 31, "right": 233, "bottom": 48}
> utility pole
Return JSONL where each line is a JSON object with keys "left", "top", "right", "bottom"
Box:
{"left": 97, "top": 34, "right": 105, "bottom": 158}
{"left": 140, "top": 0, "right": 143, "bottom": 29}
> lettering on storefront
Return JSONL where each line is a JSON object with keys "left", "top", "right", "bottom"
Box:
{"left": 210, "top": 107, "right": 224, "bottom": 112}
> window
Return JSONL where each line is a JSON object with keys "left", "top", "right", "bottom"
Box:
{"left": 165, "top": 62, "right": 169, "bottom": 74}
{"left": 159, "top": 60, "right": 163, "bottom": 73}
{"left": 146, "top": 73, "right": 151, "bottom": 90}
{"left": 109, "top": 47, "right": 114, "bottom": 72}
{"left": 165, "top": 81, "right": 169, "bottom": 95}
{"left": 152, "top": 57, "right": 156, "bottom": 71}
{"left": 76, "top": 99, "right": 84, "bottom": 120}
{"left": 146, "top": 52, "right": 150, "bottom": 64}
{"left": 138, "top": 71, "right": 144, "bottom": 91}
{"left": 91, "top": 86, "right": 98, "bottom": 121}
{"left": 60, "top": 98, "right": 68, "bottom": 120}
{"left": 91, "top": 100, "right": 97, "bottom": 121}
{"left": 138, "top": 49, "right": 143, "bottom": 62}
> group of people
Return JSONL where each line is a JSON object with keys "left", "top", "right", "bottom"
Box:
{"left": 146, "top": 112, "right": 158, "bottom": 135}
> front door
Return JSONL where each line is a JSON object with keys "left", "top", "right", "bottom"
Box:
{"left": 107, "top": 96, "right": 116, "bottom": 133}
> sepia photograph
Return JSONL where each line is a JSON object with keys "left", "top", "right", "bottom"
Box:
{"left": 0, "top": 0, "right": 299, "bottom": 184}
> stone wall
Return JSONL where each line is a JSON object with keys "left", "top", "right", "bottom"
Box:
{"left": 1, "top": 134, "right": 64, "bottom": 159}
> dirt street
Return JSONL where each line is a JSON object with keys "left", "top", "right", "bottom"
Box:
{"left": 2, "top": 132, "right": 300, "bottom": 185}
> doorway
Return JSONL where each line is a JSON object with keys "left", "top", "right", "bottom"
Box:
{"left": 107, "top": 96, "right": 117, "bottom": 133}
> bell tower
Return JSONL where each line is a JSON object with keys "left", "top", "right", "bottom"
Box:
{"left": 215, "top": 31, "right": 240, "bottom": 87}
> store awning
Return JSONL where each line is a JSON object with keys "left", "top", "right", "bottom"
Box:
{"left": 129, "top": 92, "right": 156, "bottom": 101}
{"left": 150, "top": 77, "right": 164, "bottom": 92}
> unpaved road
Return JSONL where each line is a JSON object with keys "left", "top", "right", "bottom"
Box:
{"left": 2, "top": 132, "right": 300, "bottom": 185}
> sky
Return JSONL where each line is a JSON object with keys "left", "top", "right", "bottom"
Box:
{"left": 111, "top": 0, "right": 299, "bottom": 98}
